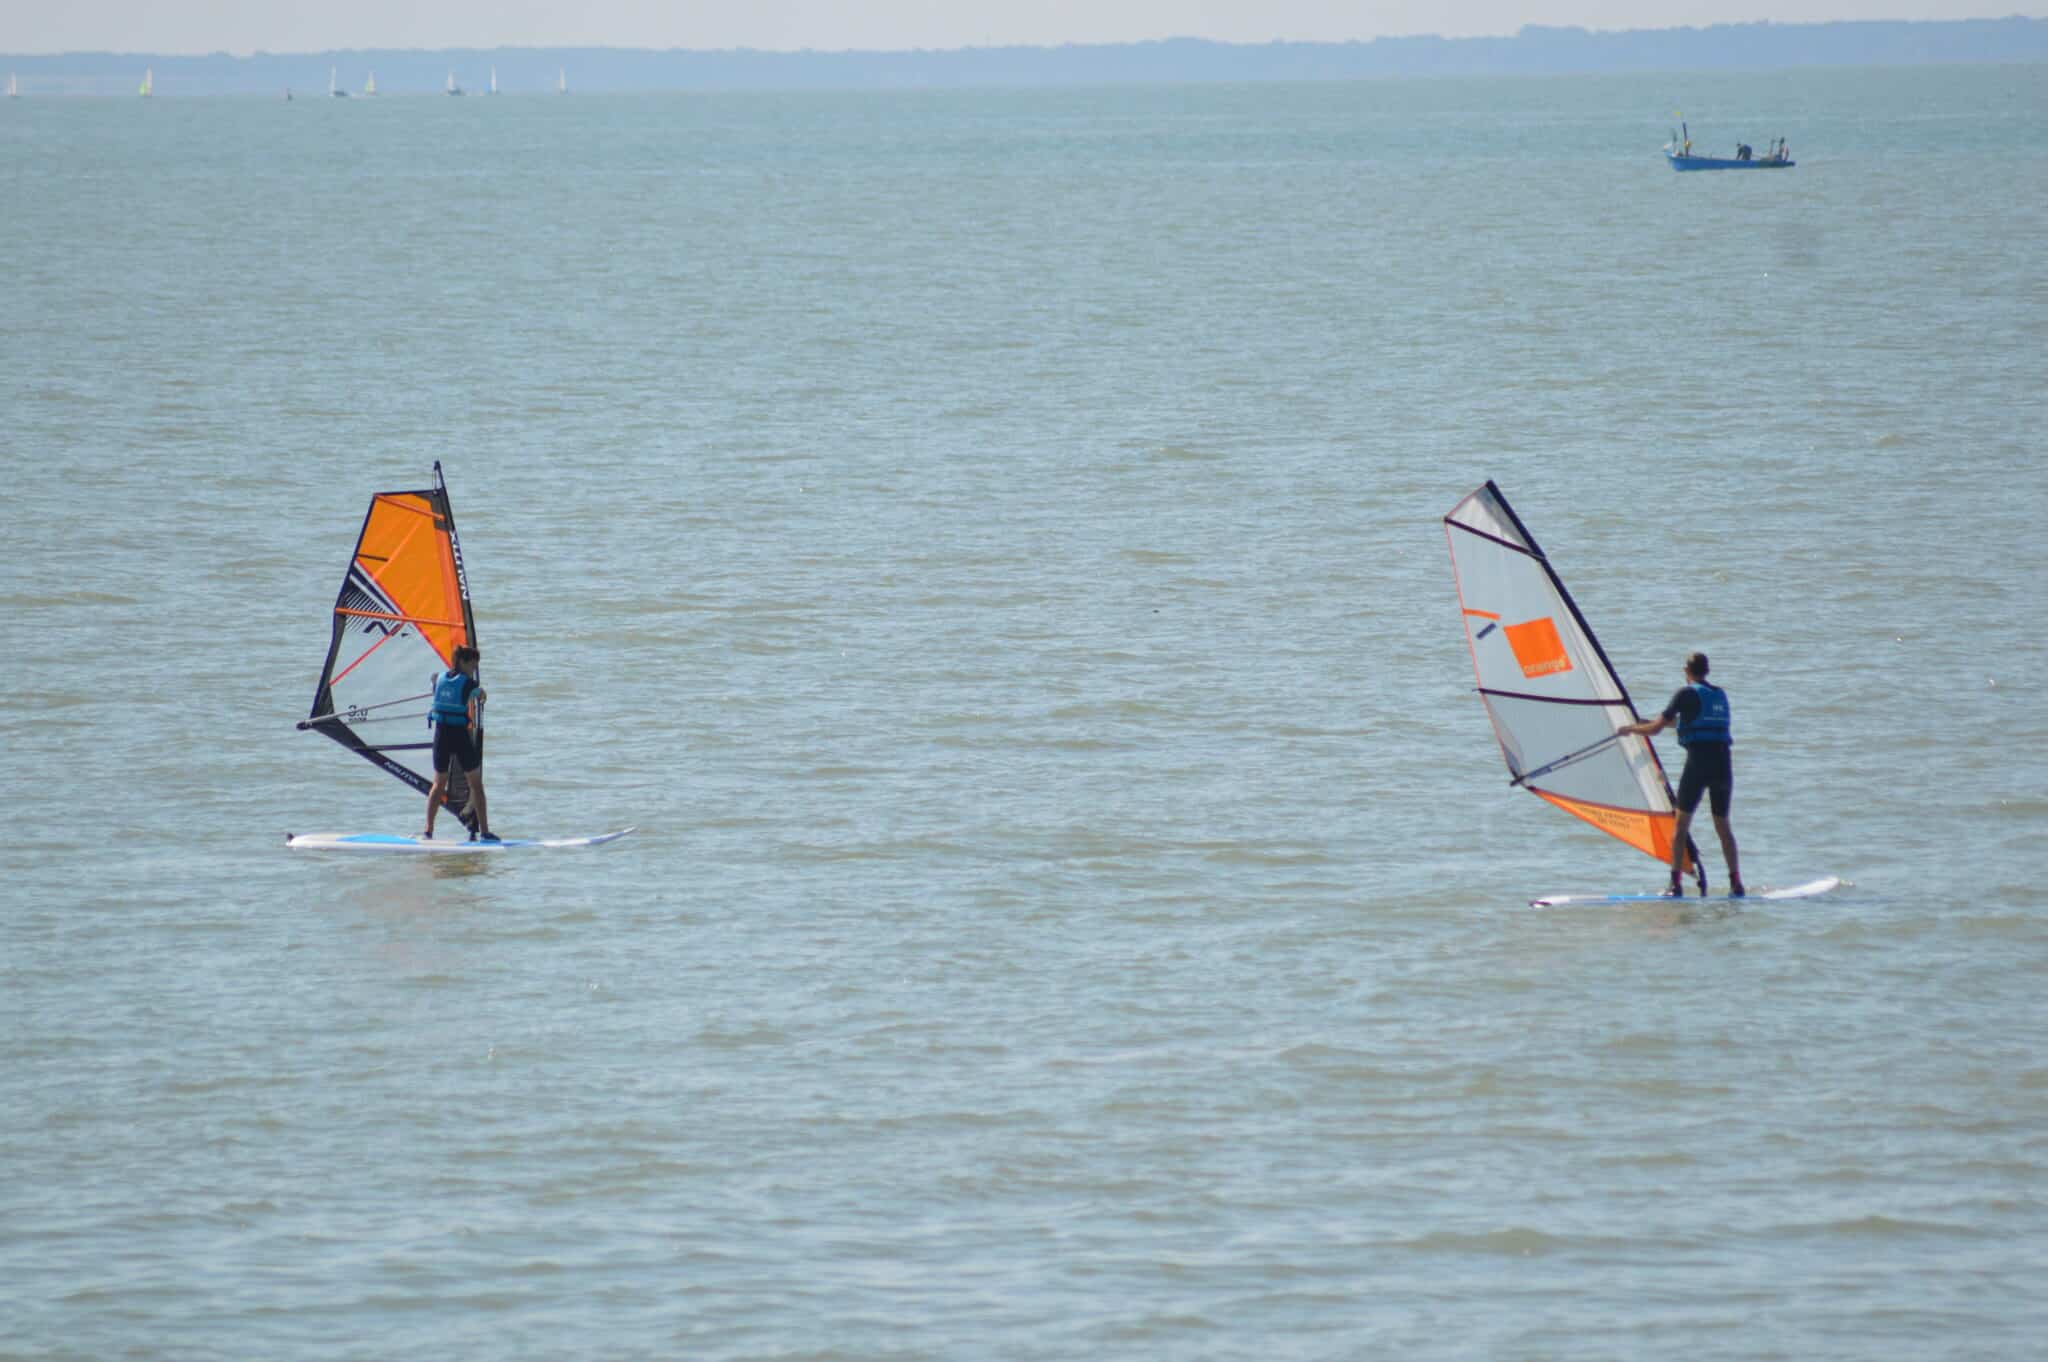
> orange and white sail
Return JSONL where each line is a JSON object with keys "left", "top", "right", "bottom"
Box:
{"left": 300, "top": 463, "right": 482, "bottom": 829}
{"left": 1444, "top": 481, "right": 1688, "bottom": 868}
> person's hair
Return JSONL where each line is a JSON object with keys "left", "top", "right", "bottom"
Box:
{"left": 1685, "top": 651, "right": 1710, "bottom": 679}
{"left": 453, "top": 645, "right": 480, "bottom": 668}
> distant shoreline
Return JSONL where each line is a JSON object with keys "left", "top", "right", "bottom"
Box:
{"left": 6, "top": 18, "right": 2046, "bottom": 96}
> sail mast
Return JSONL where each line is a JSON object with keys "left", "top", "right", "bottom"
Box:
{"left": 434, "top": 461, "right": 478, "bottom": 651}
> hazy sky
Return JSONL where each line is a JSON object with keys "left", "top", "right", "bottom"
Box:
{"left": 5, "top": 0, "right": 2039, "bottom": 56}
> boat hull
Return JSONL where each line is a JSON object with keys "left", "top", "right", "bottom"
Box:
{"left": 1667, "top": 154, "right": 1795, "bottom": 171}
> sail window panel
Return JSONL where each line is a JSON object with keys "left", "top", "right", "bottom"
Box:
{"left": 1478, "top": 690, "right": 1617, "bottom": 771}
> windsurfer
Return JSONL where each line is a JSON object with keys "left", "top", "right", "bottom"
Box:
{"left": 423, "top": 645, "right": 497, "bottom": 842}
{"left": 1619, "top": 652, "right": 1743, "bottom": 897}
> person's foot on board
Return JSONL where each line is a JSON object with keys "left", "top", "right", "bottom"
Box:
{"left": 1729, "top": 880, "right": 1747, "bottom": 898}
{"left": 1663, "top": 876, "right": 1684, "bottom": 899}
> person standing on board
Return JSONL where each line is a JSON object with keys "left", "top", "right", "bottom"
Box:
{"left": 1619, "top": 652, "right": 1744, "bottom": 898}
{"left": 422, "top": 645, "right": 497, "bottom": 842}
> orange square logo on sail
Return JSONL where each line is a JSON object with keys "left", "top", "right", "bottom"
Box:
{"left": 1504, "top": 616, "right": 1573, "bottom": 678}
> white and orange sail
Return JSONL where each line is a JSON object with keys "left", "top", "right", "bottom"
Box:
{"left": 300, "top": 463, "right": 482, "bottom": 831}
{"left": 1444, "top": 481, "right": 1700, "bottom": 881}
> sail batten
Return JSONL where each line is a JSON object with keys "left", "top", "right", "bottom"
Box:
{"left": 1445, "top": 480, "right": 1686, "bottom": 868}
{"left": 334, "top": 608, "right": 469, "bottom": 628}
{"left": 1477, "top": 688, "right": 1631, "bottom": 707}
{"left": 305, "top": 463, "right": 481, "bottom": 832}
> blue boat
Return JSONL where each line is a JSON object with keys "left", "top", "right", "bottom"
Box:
{"left": 1664, "top": 122, "right": 1794, "bottom": 171}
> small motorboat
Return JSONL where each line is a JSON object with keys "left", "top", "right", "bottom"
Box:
{"left": 1665, "top": 123, "right": 1795, "bottom": 171}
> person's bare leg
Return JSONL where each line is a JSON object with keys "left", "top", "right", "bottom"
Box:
{"left": 1714, "top": 814, "right": 1744, "bottom": 896}
{"left": 463, "top": 767, "right": 489, "bottom": 839}
{"left": 424, "top": 770, "right": 448, "bottom": 838}
{"left": 1667, "top": 809, "right": 1695, "bottom": 894}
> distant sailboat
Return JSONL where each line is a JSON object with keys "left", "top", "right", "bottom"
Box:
{"left": 365, "top": 71, "right": 377, "bottom": 96}
{"left": 8, "top": 73, "right": 18, "bottom": 99}
{"left": 446, "top": 70, "right": 463, "bottom": 96}
{"left": 330, "top": 66, "right": 348, "bottom": 98}
{"left": 557, "top": 68, "right": 567, "bottom": 95}
{"left": 489, "top": 66, "right": 498, "bottom": 95}
{"left": 139, "top": 67, "right": 153, "bottom": 97}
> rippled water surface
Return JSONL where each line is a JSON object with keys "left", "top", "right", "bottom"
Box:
{"left": 3, "top": 65, "right": 2046, "bottom": 1360}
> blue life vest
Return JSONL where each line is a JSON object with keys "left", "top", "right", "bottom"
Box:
{"left": 1677, "top": 681, "right": 1731, "bottom": 747}
{"left": 431, "top": 669, "right": 474, "bottom": 727}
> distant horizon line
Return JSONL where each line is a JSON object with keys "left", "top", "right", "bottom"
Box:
{"left": 8, "top": 16, "right": 2042, "bottom": 61}
{"left": 9, "top": 18, "right": 2041, "bottom": 94}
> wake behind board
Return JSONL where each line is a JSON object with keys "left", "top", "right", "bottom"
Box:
{"left": 1530, "top": 876, "right": 1841, "bottom": 908}
{"left": 287, "top": 827, "right": 637, "bottom": 853}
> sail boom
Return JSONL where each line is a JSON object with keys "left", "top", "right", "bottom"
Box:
{"left": 300, "top": 710, "right": 430, "bottom": 729}
{"left": 1509, "top": 732, "right": 1624, "bottom": 787}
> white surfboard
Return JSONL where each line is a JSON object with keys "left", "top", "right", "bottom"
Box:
{"left": 287, "top": 827, "right": 637, "bottom": 852}
{"left": 1530, "top": 875, "right": 1841, "bottom": 908}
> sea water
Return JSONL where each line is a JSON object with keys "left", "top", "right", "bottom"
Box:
{"left": 2, "top": 65, "right": 2045, "bottom": 1360}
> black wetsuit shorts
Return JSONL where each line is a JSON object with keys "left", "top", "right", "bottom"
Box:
{"left": 1675, "top": 742, "right": 1732, "bottom": 817}
{"left": 432, "top": 722, "right": 480, "bottom": 775}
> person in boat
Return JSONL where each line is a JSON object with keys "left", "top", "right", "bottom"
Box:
{"left": 423, "top": 644, "right": 498, "bottom": 842}
{"left": 1618, "top": 651, "right": 1744, "bottom": 898}
{"left": 1737, "top": 143, "right": 1753, "bottom": 161}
